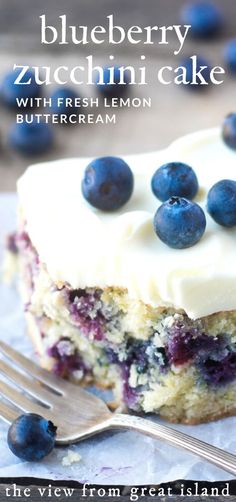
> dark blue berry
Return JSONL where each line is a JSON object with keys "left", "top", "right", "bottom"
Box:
{"left": 7, "top": 413, "right": 57, "bottom": 461}
{"left": 50, "top": 87, "right": 79, "bottom": 116}
{"left": 9, "top": 120, "right": 54, "bottom": 155}
{"left": 222, "top": 113, "right": 236, "bottom": 150}
{"left": 154, "top": 197, "right": 206, "bottom": 249}
{"left": 179, "top": 56, "right": 211, "bottom": 89}
{"left": 105, "top": 348, "right": 120, "bottom": 364}
{"left": 224, "top": 39, "right": 236, "bottom": 74}
{"left": 207, "top": 179, "right": 236, "bottom": 227}
{"left": 48, "top": 337, "right": 88, "bottom": 377}
{"left": 167, "top": 331, "right": 196, "bottom": 365}
{"left": 1, "top": 69, "right": 40, "bottom": 108}
{"left": 151, "top": 162, "right": 198, "bottom": 202}
{"left": 197, "top": 352, "right": 236, "bottom": 386}
{"left": 181, "top": 2, "right": 223, "bottom": 38}
{"left": 96, "top": 66, "right": 129, "bottom": 98}
{"left": 125, "top": 339, "right": 149, "bottom": 373}
{"left": 67, "top": 289, "right": 105, "bottom": 341}
{"left": 82, "top": 156, "right": 134, "bottom": 211}
{"left": 167, "top": 328, "right": 226, "bottom": 366}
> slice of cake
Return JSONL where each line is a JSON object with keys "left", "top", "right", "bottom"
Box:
{"left": 7, "top": 128, "right": 236, "bottom": 424}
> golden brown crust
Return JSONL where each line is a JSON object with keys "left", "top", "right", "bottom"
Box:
{"left": 160, "top": 407, "right": 236, "bottom": 425}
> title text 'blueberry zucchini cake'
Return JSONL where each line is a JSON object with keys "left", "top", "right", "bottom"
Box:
{"left": 7, "top": 127, "right": 236, "bottom": 424}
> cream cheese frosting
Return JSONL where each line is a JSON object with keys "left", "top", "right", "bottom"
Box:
{"left": 17, "top": 127, "right": 236, "bottom": 320}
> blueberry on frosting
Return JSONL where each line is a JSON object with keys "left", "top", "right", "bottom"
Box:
{"left": 154, "top": 196, "right": 206, "bottom": 249}
{"left": 207, "top": 179, "right": 236, "bottom": 227}
{"left": 82, "top": 156, "right": 134, "bottom": 211}
{"left": 151, "top": 162, "right": 199, "bottom": 202}
{"left": 222, "top": 113, "right": 236, "bottom": 150}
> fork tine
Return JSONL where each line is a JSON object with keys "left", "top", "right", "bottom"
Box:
{"left": 0, "top": 341, "right": 68, "bottom": 394}
{"left": 0, "top": 379, "right": 52, "bottom": 417}
{"left": 0, "top": 400, "right": 21, "bottom": 424}
{"left": 0, "top": 359, "right": 56, "bottom": 407}
{"left": 0, "top": 342, "right": 112, "bottom": 411}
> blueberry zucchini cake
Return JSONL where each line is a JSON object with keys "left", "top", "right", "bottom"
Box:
{"left": 7, "top": 127, "right": 236, "bottom": 424}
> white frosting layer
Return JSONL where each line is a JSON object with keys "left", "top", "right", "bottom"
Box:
{"left": 17, "top": 128, "right": 236, "bottom": 319}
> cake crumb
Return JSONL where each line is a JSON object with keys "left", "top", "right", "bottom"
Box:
{"left": 62, "top": 450, "right": 82, "bottom": 466}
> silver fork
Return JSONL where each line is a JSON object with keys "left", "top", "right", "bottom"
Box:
{"left": 0, "top": 340, "right": 235, "bottom": 476}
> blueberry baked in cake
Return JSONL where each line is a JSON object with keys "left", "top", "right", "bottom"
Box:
{"left": 6, "top": 126, "right": 236, "bottom": 424}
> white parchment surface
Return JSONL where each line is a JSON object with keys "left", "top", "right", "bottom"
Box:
{"left": 0, "top": 193, "right": 235, "bottom": 484}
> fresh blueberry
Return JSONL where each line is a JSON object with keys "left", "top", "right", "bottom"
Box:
{"left": 151, "top": 162, "right": 198, "bottom": 202}
{"left": 7, "top": 413, "right": 57, "bottom": 461}
{"left": 207, "top": 179, "right": 236, "bottom": 227}
{"left": 154, "top": 197, "right": 206, "bottom": 249}
{"left": 82, "top": 156, "right": 134, "bottom": 211}
{"left": 222, "top": 113, "right": 236, "bottom": 150}
{"left": 224, "top": 39, "right": 236, "bottom": 74}
{"left": 96, "top": 66, "right": 129, "bottom": 98}
{"left": 9, "top": 120, "right": 54, "bottom": 155}
{"left": 1, "top": 68, "right": 40, "bottom": 108}
{"left": 181, "top": 2, "right": 223, "bottom": 38}
{"left": 179, "top": 56, "right": 211, "bottom": 89}
{"left": 50, "top": 87, "right": 79, "bottom": 116}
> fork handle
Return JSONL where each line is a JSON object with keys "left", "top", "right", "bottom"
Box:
{"left": 108, "top": 413, "right": 236, "bottom": 476}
